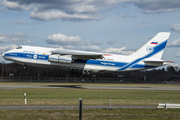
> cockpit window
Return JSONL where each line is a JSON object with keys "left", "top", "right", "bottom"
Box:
{"left": 16, "top": 46, "right": 22, "bottom": 49}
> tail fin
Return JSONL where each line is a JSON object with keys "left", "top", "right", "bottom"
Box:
{"left": 131, "top": 32, "right": 170, "bottom": 59}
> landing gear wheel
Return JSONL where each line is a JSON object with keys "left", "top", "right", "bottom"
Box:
{"left": 23, "top": 66, "right": 27, "bottom": 70}
{"left": 87, "top": 71, "right": 91, "bottom": 76}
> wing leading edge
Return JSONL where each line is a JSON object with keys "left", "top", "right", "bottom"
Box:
{"left": 52, "top": 49, "right": 103, "bottom": 60}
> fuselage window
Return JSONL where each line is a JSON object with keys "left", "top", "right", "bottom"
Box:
{"left": 16, "top": 46, "right": 22, "bottom": 49}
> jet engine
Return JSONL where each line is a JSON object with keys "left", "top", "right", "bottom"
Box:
{"left": 48, "top": 54, "right": 72, "bottom": 63}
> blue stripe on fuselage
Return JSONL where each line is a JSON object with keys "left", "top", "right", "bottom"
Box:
{"left": 75, "top": 59, "right": 155, "bottom": 69}
{"left": 4, "top": 52, "right": 49, "bottom": 61}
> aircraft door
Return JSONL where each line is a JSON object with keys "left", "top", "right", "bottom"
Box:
{"left": 26, "top": 54, "right": 32, "bottom": 63}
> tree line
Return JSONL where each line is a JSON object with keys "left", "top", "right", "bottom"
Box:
{"left": 0, "top": 62, "right": 180, "bottom": 83}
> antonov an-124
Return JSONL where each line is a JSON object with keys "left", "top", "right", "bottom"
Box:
{"left": 2, "top": 32, "right": 173, "bottom": 75}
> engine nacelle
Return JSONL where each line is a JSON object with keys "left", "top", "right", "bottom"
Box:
{"left": 48, "top": 54, "right": 72, "bottom": 63}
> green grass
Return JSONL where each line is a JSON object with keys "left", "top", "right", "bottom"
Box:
{"left": 0, "top": 109, "right": 180, "bottom": 120}
{"left": 0, "top": 88, "right": 180, "bottom": 105}
{"left": 1, "top": 83, "right": 180, "bottom": 119}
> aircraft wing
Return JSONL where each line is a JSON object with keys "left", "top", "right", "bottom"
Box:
{"left": 52, "top": 49, "right": 103, "bottom": 60}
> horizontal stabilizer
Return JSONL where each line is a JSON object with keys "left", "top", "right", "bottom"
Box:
{"left": 143, "top": 60, "right": 174, "bottom": 66}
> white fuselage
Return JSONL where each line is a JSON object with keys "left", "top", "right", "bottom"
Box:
{"left": 2, "top": 46, "right": 158, "bottom": 73}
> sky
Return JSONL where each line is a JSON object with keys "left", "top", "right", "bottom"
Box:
{"left": 0, "top": 0, "right": 180, "bottom": 67}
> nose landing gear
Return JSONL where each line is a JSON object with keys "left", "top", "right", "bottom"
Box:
{"left": 23, "top": 65, "right": 27, "bottom": 70}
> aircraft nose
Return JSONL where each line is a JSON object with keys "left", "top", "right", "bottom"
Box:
{"left": 2, "top": 53, "right": 4, "bottom": 57}
{"left": 2, "top": 52, "right": 7, "bottom": 58}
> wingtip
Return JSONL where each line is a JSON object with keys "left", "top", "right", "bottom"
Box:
{"left": 167, "top": 61, "right": 175, "bottom": 63}
{"left": 158, "top": 32, "right": 171, "bottom": 35}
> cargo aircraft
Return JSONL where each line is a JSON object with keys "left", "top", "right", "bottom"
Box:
{"left": 2, "top": 32, "right": 173, "bottom": 75}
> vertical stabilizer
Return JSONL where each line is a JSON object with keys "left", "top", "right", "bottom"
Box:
{"left": 131, "top": 32, "right": 170, "bottom": 59}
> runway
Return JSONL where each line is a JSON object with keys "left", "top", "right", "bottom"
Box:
{"left": 0, "top": 84, "right": 180, "bottom": 90}
{"left": 0, "top": 105, "right": 157, "bottom": 110}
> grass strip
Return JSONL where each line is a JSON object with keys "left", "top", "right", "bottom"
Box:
{"left": 0, "top": 88, "right": 180, "bottom": 105}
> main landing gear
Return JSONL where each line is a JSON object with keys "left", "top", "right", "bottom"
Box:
{"left": 23, "top": 65, "right": 27, "bottom": 70}
{"left": 69, "top": 69, "right": 91, "bottom": 76}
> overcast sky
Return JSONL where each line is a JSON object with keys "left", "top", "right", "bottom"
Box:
{"left": 0, "top": 0, "right": 180, "bottom": 66}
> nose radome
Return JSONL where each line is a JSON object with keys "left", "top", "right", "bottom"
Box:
{"left": 2, "top": 52, "right": 6, "bottom": 58}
